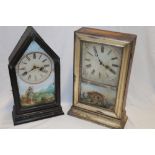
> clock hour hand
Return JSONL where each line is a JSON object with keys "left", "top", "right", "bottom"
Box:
{"left": 27, "top": 66, "right": 40, "bottom": 73}
{"left": 39, "top": 66, "right": 47, "bottom": 73}
{"left": 100, "top": 62, "right": 116, "bottom": 75}
{"left": 23, "top": 66, "right": 41, "bottom": 77}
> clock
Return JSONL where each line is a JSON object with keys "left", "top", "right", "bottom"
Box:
{"left": 68, "top": 27, "right": 137, "bottom": 128}
{"left": 8, "top": 26, "right": 64, "bottom": 125}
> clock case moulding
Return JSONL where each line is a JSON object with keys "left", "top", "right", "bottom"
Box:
{"left": 8, "top": 26, "right": 64, "bottom": 125}
{"left": 68, "top": 27, "right": 137, "bottom": 129}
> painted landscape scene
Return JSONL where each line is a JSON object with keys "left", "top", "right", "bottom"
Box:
{"left": 80, "top": 82, "right": 117, "bottom": 110}
{"left": 20, "top": 84, "right": 55, "bottom": 107}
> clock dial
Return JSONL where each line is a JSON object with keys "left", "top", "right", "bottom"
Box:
{"left": 79, "top": 41, "right": 123, "bottom": 110}
{"left": 17, "top": 52, "right": 53, "bottom": 84}
{"left": 81, "top": 41, "right": 122, "bottom": 87}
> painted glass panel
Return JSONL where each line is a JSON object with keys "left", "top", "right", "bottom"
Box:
{"left": 16, "top": 41, "right": 55, "bottom": 107}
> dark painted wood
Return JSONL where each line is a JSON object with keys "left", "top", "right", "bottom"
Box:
{"left": 8, "top": 26, "right": 64, "bottom": 125}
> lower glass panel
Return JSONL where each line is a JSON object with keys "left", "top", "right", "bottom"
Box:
{"left": 79, "top": 82, "right": 117, "bottom": 110}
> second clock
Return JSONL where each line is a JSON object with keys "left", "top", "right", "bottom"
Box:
{"left": 68, "top": 27, "right": 137, "bottom": 128}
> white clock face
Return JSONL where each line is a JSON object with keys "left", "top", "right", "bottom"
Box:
{"left": 17, "top": 52, "right": 53, "bottom": 84}
{"left": 81, "top": 41, "right": 122, "bottom": 87}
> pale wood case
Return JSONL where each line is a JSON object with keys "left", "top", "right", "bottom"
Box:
{"left": 68, "top": 27, "right": 137, "bottom": 128}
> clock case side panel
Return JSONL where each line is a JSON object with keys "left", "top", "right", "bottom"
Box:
{"left": 8, "top": 27, "right": 63, "bottom": 125}
{"left": 114, "top": 40, "right": 135, "bottom": 118}
{"left": 121, "top": 36, "right": 137, "bottom": 115}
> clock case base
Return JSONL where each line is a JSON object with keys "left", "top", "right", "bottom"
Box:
{"left": 12, "top": 105, "right": 64, "bottom": 125}
{"left": 68, "top": 106, "right": 127, "bottom": 129}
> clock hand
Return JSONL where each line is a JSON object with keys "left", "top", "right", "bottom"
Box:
{"left": 100, "top": 61, "right": 116, "bottom": 75}
{"left": 27, "top": 65, "right": 48, "bottom": 74}
{"left": 39, "top": 67, "right": 44, "bottom": 71}
{"left": 39, "top": 66, "right": 47, "bottom": 73}
{"left": 26, "top": 66, "right": 41, "bottom": 74}
{"left": 93, "top": 46, "right": 103, "bottom": 65}
{"left": 105, "top": 65, "right": 116, "bottom": 74}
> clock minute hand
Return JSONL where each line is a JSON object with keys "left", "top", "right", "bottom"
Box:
{"left": 93, "top": 46, "right": 103, "bottom": 65}
{"left": 28, "top": 66, "right": 40, "bottom": 73}
{"left": 25, "top": 66, "right": 41, "bottom": 76}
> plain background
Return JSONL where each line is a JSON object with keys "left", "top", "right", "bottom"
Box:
{"left": 0, "top": 26, "right": 155, "bottom": 128}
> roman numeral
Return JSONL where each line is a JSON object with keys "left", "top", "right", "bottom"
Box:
{"left": 91, "top": 69, "right": 95, "bottom": 74}
{"left": 111, "top": 57, "right": 118, "bottom": 60}
{"left": 19, "top": 67, "right": 26, "bottom": 70}
{"left": 26, "top": 55, "right": 30, "bottom": 61}
{"left": 99, "top": 72, "right": 101, "bottom": 78}
{"left": 33, "top": 53, "right": 36, "bottom": 59}
{"left": 85, "top": 58, "right": 90, "bottom": 61}
{"left": 87, "top": 51, "right": 93, "bottom": 56}
{"left": 39, "top": 54, "right": 42, "bottom": 59}
{"left": 112, "top": 64, "right": 119, "bottom": 67}
{"left": 22, "top": 72, "right": 27, "bottom": 76}
{"left": 44, "top": 64, "right": 50, "bottom": 68}
{"left": 28, "top": 75, "right": 31, "bottom": 80}
{"left": 101, "top": 45, "right": 104, "bottom": 53}
{"left": 42, "top": 59, "right": 47, "bottom": 62}
{"left": 86, "top": 64, "right": 91, "bottom": 68}
{"left": 108, "top": 50, "right": 112, "bottom": 55}
{"left": 22, "top": 62, "right": 27, "bottom": 65}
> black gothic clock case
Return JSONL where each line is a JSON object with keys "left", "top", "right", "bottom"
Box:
{"left": 8, "top": 26, "right": 64, "bottom": 125}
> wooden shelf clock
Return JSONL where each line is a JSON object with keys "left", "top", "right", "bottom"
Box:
{"left": 68, "top": 27, "right": 137, "bottom": 128}
{"left": 8, "top": 26, "right": 64, "bottom": 125}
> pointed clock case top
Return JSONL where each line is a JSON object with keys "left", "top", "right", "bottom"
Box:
{"left": 9, "top": 26, "right": 59, "bottom": 67}
{"left": 8, "top": 26, "right": 64, "bottom": 125}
